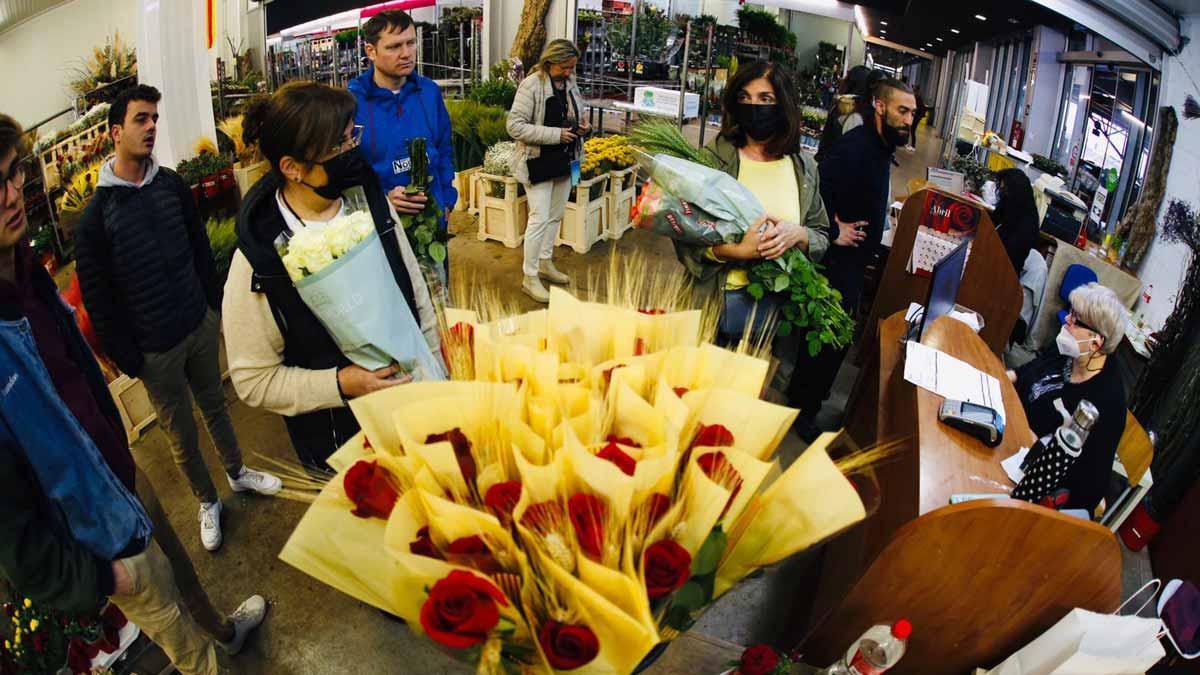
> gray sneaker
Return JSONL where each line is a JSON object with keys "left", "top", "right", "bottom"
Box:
{"left": 522, "top": 275, "right": 550, "bottom": 303}
{"left": 227, "top": 466, "right": 282, "bottom": 496}
{"left": 539, "top": 259, "right": 570, "bottom": 285}
{"left": 219, "top": 595, "right": 268, "bottom": 655}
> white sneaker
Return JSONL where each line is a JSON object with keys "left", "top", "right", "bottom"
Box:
{"left": 539, "top": 259, "right": 570, "bottom": 285}
{"left": 199, "top": 501, "right": 222, "bottom": 551}
{"left": 218, "top": 595, "right": 269, "bottom": 655}
{"left": 227, "top": 466, "right": 282, "bottom": 496}
{"left": 522, "top": 275, "right": 550, "bottom": 303}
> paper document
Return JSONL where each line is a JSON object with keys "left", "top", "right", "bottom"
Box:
{"left": 903, "top": 341, "right": 1006, "bottom": 423}
{"left": 1002, "top": 447, "right": 1029, "bottom": 484}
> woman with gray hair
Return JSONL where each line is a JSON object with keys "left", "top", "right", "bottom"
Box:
{"left": 1006, "top": 282, "right": 1129, "bottom": 513}
{"left": 506, "top": 39, "right": 589, "bottom": 303}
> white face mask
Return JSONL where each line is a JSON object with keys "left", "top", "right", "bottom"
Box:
{"left": 1056, "top": 325, "right": 1096, "bottom": 359}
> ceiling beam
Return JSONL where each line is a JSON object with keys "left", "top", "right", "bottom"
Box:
{"left": 864, "top": 36, "right": 935, "bottom": 61}
{"left": 1025, "top": 0, "right": 1175, "bottom": 68}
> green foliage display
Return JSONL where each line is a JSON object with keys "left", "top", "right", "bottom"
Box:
{"left": 606, "top": 4, "right": 674, "bottom": 59}
{"left": 445, "top": 100, "right": 510, "bottom": 170}
{"left": 468, "top": 78, "right": 517, "bottom": 109}
{"left": 950, "top": 155, "right": 995, "bottom": 192}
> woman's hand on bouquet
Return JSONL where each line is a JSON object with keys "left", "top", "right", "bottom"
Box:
{"left": 758, "top": 218, "right": 808, "bottom": 259}
{"left": 338, "top": 364, "right": 412, "bottom": 399}
{"left": 833, "top": 214, "right": 868, "bottom": 247}
{"left": 714, "top": 219, "right": 767, "bottom": 261}
{"left": 389, "top": 186, "right": 428, "bottom": 215}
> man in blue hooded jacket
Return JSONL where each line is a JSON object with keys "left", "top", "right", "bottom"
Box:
{"left": 349, "top": 10, "right": 457, "bottom": 270}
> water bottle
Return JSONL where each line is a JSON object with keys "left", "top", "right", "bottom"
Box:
{"left": 820, "top": 619, "right": 912, "bottom": 675}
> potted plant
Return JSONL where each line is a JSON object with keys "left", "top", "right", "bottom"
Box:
{"left": 31, "top": 225, "right": 57, "bottom": 275}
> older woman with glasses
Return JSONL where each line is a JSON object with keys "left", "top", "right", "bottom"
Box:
{"left": 1006, "top": 282, "right": 1129, "bottom": 513}
{"left": 222, "top": 81, "right": 440, "bottom": 468}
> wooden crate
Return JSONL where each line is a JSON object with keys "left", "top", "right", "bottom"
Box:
{"left": 558, "top": 174, "right": 609, "bottom": 254}
{"left": 475, "top": 173, "right": 528, "bottom": 248}
{"left": 455, "top": 166, "right": 482, "bottom": 213}
{"left": 109, "top": 375, "right": 156, "bottom": 442}
{"left": 605, "top": 167, "right": 637, "bottom": 240}
{"left": 234, "top": 160, "right": 270, "bottom": 197}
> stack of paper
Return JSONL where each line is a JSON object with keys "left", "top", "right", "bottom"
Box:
{"left": 903, "top": 341, "right": 1005, "bottom": 423}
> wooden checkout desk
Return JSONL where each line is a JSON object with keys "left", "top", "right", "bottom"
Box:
{"left": 789, "top": 190, "right": 1123, "bottom": 674}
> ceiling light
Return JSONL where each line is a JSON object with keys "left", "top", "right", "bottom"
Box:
{"left": 950, "top": 28, "right": 960, "bottom": 34}
{"left": 880, "top": 21, "right": 888, "bottom": 25}
{"left": 937, "top": 37, "right": 944, "bottom": 42}
{"left": 926, "top": 43, "right": 933, "bottom": 48}
{"left": 975, "top": 14, "right": 987, "bottom": 20}
{"left": 1008, "top": 17, "right": 1019, "bottom": 24}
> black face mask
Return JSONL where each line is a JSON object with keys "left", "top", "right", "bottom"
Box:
{"left": 735, "top": 103, "right": 784, "bottom": 142}
{"left": 303, "top": 148, "right": 373, "bottom": 200}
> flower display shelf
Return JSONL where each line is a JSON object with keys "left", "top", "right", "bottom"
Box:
{"left": 606, "top": 166, "right": 637, "bottom": 241}
{"left": 475, "top": 172, "right": 528, "bottom": 248}
{"left": 38, "top": 121, "right": 109, "bottom": 191}
{"left": 455, "top": 166, "right": 482, "bottom": 214}
{"left": 557, "top": 174, "right": 609, "bottom": 254}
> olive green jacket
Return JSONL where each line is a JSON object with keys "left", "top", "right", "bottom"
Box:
{"left": 673, "top": 135, "right": 831, "bottom": 300}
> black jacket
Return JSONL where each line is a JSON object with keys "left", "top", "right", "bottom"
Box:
{"left": 75, "top": 165, "right": 217, "bottom": 378}
{"left": 817, "top": 123, "right": 895, "bottom": 308}
{"left": 235, "top": 171, "right": 417, "bottom": 467}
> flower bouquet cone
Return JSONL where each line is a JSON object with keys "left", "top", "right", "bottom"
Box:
{"left": 680, "top": 389, "right": 799, "bottom": 460}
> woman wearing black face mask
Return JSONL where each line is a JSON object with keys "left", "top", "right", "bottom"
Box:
{"left": 673, "top": 61, "right": 830, "bottom": 343}
{"left": 224, "top": 81, "right": 440, "bottom": 468}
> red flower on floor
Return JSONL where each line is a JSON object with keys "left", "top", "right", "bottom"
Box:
{"left": 596, "top": 442, "right": 637, "bottom": 476}
{"left": 697, "top": 451, "right": 744, "bottom": 518}
{"left": 484, "top": 481, "right": 522, "bottom": 522}
{"left": 568, "top": 493, "right": 608, "bottom": 560}
{"left": 643, "top": 539, "right": 691, "bottom": 600}
{"left": 410, "top": 526, "right": 442, "bottom": 559}
{"left": 343, "top": 460, "right": 399, "bottom": 519}
{"left": 691, "top": 423, "right": 735, "bottom": 449}
{"left": 539, "top": 620, "right": 600, "bottom": 670}
{"left": 738, "top": 644, "right": 780, "bottom": 675}
{"left": 419, "top": 570, "right": 508, "bottom": 650}
{"left": 427, "top": 428, "right": 477, "bottom": 484}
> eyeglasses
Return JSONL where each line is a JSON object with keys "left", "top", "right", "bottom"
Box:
{"left": 2, "top": 159, "right": 28, "bottom": 206}
{"left": 333, "top": 125, "right": 364, "bottom": 155}
{"left": 1066, "top": 311, "right": 1098, "bottom": 335}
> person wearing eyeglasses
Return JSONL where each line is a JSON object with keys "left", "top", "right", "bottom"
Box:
{"left": 74, "top": 85, "right": 281, "bottom": 554}
{"left": 1006, "top": 282, "right": 1129, "bottom": 513}
{"left": 223, "top": 81, "right": 440, "bottom": 469}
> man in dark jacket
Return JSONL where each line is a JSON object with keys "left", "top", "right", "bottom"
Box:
{"left": 788, "top": 78, "right": 915, "bottom": 439}
{"left": 349, "top": 10, "right": 457, "bottom": 275}
{"left": 0, "top": 114, "right": 265, "bottom": 675}
{"left": 74, "top": 86, "right": 280, "bottom": 552}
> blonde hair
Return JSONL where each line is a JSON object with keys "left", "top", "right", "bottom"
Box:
{"left": 533, "top": 39, "right": 580, "bottom": 78}
{"left": 1069, "top": 282, "right": 1127, "bottom": 354}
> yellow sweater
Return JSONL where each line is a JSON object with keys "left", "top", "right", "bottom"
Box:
{"left": 708, "top": 156, "right": 802, "bottom": 290}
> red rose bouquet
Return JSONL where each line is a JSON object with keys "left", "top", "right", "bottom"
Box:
{"left": 280, "top": 279, "right": 869, "bottom": 673}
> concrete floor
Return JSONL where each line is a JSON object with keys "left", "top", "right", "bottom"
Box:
{"left": 125, "top": 127, "right": 948, "bottom": 674}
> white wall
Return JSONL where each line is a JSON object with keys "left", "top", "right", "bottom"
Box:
{"left": 0, "top": 0, "right": 136, "bottom": 130}
{"left": 1132, "top": 10, "right": 1200, "bottom": 330}
{"left": 1021, "top": 25, "right": 1067, "bottom": 157}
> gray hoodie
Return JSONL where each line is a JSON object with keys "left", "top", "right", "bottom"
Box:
{"left": 97, "top": 155, "right": 160, "bottom": 189}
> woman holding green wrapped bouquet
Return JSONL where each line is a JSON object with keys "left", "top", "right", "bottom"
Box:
{"left": 223, "top": 81, "right": 441, "bottom": 468}
{"left": 673, "top": 60, "right": 831, "bottom": 340}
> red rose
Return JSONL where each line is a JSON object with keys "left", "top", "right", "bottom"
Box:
{"left": 362, "top": 436, "right": 372, "bottom": 450}
{"left": 419, "top": 570, "right": 508, "bottom": 650}
{"left": 568, "top": 493, "right": 607, "bottom": 559}
{"left": 604, "top": 434, "right": 642, "bottom": 449}
{"left": 343, "top": 460, "right": 399, "bottom": 519}
{"left": 643, "top": 539, "right": 691, "bottom": 600}
{"left": 484, "top": 481, "right": 522, "bottom": 521}
{"left": 596, "top": 442, "right": 637, "bottom": 476}
{"left": 427, "top": 428, "right": 477, "bottom": 484}
{"left": 539, "top": 620, "right": 600, "bottom": 670}
{"left": 634, "top": 337, "right": 647, "bottom": 356}
{"left": 691, "top": 423, "right": 735, "bottom": 449}
{"left": 739, "top": 644, "right": 780, "bottom": 675}
{"left": 642, "top": 493, "right": 671, "bottom": 528}
{"left": 520, "top": 500, "right": 566, "bottom": 535}
{"left": 441, "top": 322, "right": 476, "bottom": 371}
{"left": 447, "top": 535, "right": 500, "bottom": 574}
{"left": 697, "top": 451, "right": 744, "bottom": 518}
{"left": 672, "top": 387, "right": 690, "bottom": 398}
{"left": 410, "top": 526, "right": 442, "bottom": 559}
{"left": 602, "top": 366, "right": 619, "bottom": 386}
{"left": 637, "top": 308, "right": 665, "bottom": 315}
{"left": 67, "top": 640, "right": 92, "bottom": 674}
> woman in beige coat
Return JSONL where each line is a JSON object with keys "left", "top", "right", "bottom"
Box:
{"left": 506, "top": 39, "right": 589, "bottom": 303}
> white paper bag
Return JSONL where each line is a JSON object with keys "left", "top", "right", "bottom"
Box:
{"left": 986, "top": 609, "right": 1164, "bottom": 675}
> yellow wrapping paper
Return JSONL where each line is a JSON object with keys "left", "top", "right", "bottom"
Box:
{"left": 713, "top": 441, "right": 865, "bottom": 597}
{"left": 513, "top": 447, "right": 567, "bottom": 506}
{"left": 548, "top": 287, "right": 617, "bottom": 366}
{"left": 576, "top": 552, "right": 658, "bottom": 637}
{"left": 702, "top": 448, "right": 773, "bottom": 528}
{"left": 564, "top": 442, "right": 634, "bottom": 524}
{"left": 531, "top": 350, "right": 560, "bottom": 398}
{"left": 538, "top": 548, "right": 661, "bottom": 675}
{"left": 486, "top": 308, "right": 548, "bottom": 340}
{"left": 350, "top": 382, "right": 516, "bottom": 455}
{"left": 693, "top": 344, "right": 769, "bottom": 396}
{"left": 681, "top": 389, "right": 799, "bottom": 461}
{"left": 610, "top": 307, "right": 640, "bottom": 361}
{"left": 326, "top": 431, "right": 371, "bottom": 473}
{"left": 444, "top": 307, "right": 479, "bottom": 328}
{"left": 675, "top": 457, "right": 734, "bottom": 556}
{"left": 651, "top": 377, "right": 690, "bottom": 440}
{"left": 610, "top": 382, "right": 671, "bottom": 455}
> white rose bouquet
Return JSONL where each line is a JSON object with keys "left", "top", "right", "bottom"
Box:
{"left": 276, "top": 187, "right": 446, "bottom": 381}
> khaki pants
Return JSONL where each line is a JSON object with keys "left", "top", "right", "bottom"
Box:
{"left": 140, "top": 309, "right": 243, "bottom": 504}
{"left": 108, "top": 470, "right": 235, "bottom": 675}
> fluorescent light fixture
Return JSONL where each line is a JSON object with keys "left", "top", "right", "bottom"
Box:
{"left": 975, "top": 14, "right": 987, "bottom": 20}
{"left": 937, "top": 37, "right": 944, "bottom": 42}
{"left": 880, "top": 21, "right": 888, "bottom": 25}
{"left": 855, "top": 5, "right": 869, "bottom": 37}
{"left": 926, "top": 43, "right": 933, "bottom": 47}
{"left": 950, "top": 28, "right": 960, "bottom": 34}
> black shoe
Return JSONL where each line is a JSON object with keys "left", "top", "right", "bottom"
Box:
{"left": 793, "top": 415, "right": 822, "bottom": 444}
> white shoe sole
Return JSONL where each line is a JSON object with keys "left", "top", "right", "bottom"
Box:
{"left": 539, "top": 271, "right": 570, "bottom": 285}
{"left": 523, "top": 286, "right": 549, "bottom": 303}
